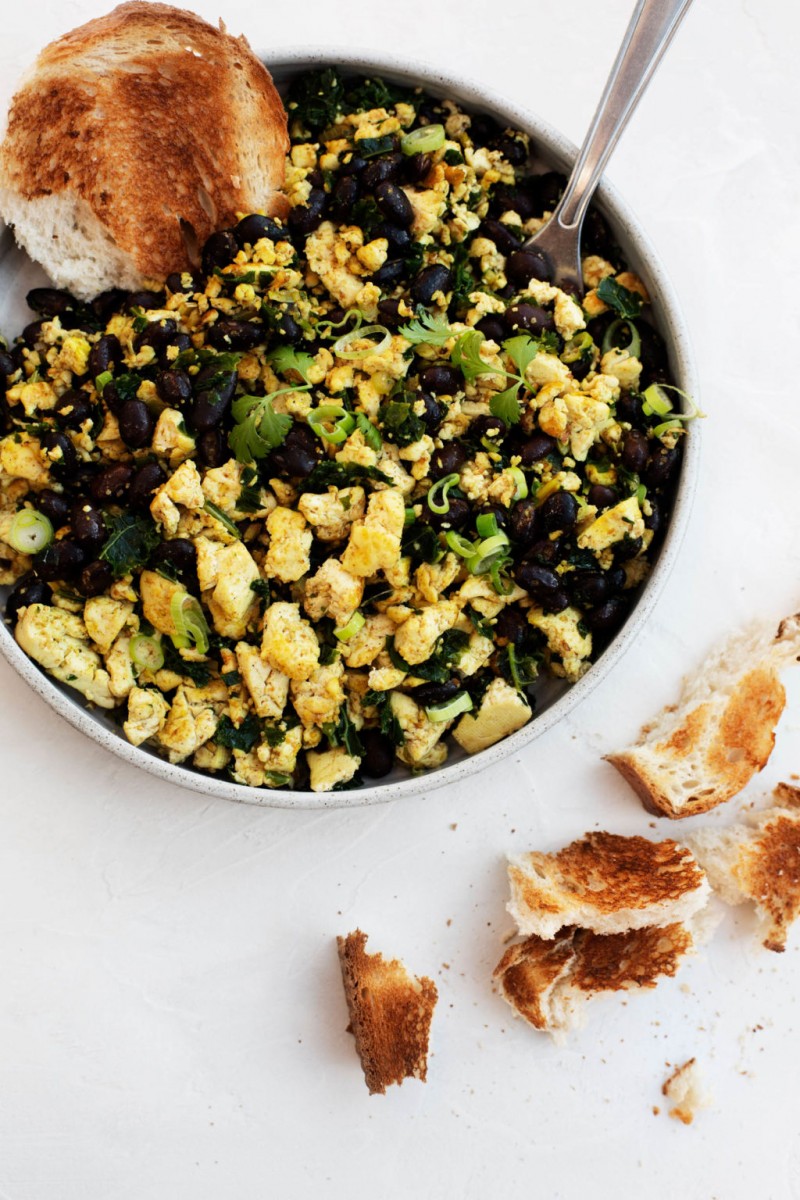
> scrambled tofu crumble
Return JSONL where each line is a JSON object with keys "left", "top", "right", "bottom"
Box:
{"left": 0, "top": 69, "right": 685, "bottom": 793}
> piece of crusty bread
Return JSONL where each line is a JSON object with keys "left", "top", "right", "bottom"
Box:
{"left": 337, "top": 930, "right": 437, "bottom": 1095}
{"left": 507, "top": 832, "right": 710, "bottom": 940}
{"left": 662, "top": 1058, "right": 710, "bottom": 1124}
{"left": 607, "top": 614, "right": 800, "bottom": 819}
{"left": 686, "top": 783, "right": 800, "bottom": 952}
{"left": 494, "top": 921, "right": 699, "bottom": 1040}
{"left": 0, "top": 2, "right": 289, "bottom": 299}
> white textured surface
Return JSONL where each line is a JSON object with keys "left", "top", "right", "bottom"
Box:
{"left": 1, "top": 1, "right": 799, "bottom": 1196}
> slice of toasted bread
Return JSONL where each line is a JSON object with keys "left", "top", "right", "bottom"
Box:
{"left": 337, "top": 930, "right": 437, "bottom": 1095}
{"left": 494, "top": 922, "right": 697, "bottom": 1039}
{"left": 507, "top": 832, "right": 710, "bottom": 940}
{"left": 606, "top": 614, "right": 800, "bottom": 819}
{"left": 0, "top": 2, "right": 289, "bottom": 298}
{"left": 687, "top": 783, "right": 800, "bottom": 951}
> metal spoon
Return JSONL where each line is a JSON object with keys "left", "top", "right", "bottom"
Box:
{"left": 522, "top": 0, "right": 695, "bottom": 294}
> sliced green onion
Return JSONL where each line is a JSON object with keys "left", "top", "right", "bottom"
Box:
{"left": 561, "top": 331, "right": 594, "bottom": 365}
{"left": 129, "top": 633, "right": 165, "bottom": 672}
{"left": 95, "top": 370, "right": 113, "bottom": 393}
{"left": 635, "top": 483, "right": 648, "bottom": 504}
{"left": 466, "top": 533, "right": 510, "bottom": 575}
{"left": 316, "top": 308, "right": 364, "bottom": 337}
{"left": 7, "top": 508, "right": 53, "bottom": 554}
{"left": 506, "top": 466, "right": 528, "bottom": 501}
{"left": 490, "top": 560, "right": 514, "bottom": 595}
{"left": 445, "top": 530, "right": 477, "bottom": 558}
{"left": 475, "top": 512, "right": 500, "bottom": 539}
{"left": 652, "top": 419, "right": 685, "bottom": 438}
{"left": 401, "top": 124, "right": 446, "bottom": 156}
{"left": 264, "top": 771, "right": 294, "bottom": 788}
{"left": 602, "top": 318, "right": 641, "bottom": 358}
{"left": 641, "top": 383, "right": 672, "bottom": 417}
{"left": 307, "top": 405, "right": 356, "bottom": 445}
{"left": 334, "top": 611, "right": 365, "bottom": 642}
{"left": 356, "top": 412, "right": 382, "bottom": 451}
{"left": 203, "top": 500, "right": 241, "bottom": 539}
{"left": 333, "top": 324, "right": 391, "bottom": 360}
{"left": 170, "top": 592, "right": 210, "bottom": 655}
{"left": 426, "top": 691, "right": 473, "bottom": 722}
{"left": 404, "top": 506, "right": 417, "bottom": 527}
{"left": 427, "top": 472, "right": 460, "bottom": 515}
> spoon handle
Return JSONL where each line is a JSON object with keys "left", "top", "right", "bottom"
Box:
{"left": 555, "top": 0, "right": 695, "bottom": 231}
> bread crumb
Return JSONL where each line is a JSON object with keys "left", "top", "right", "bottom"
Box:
{"left": 662, "top": 1058, "right": 710, "bottom": 1124}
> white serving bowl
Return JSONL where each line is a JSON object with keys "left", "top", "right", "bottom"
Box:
{"left": 0, "top": 49, "right": 699, "bottom": 809}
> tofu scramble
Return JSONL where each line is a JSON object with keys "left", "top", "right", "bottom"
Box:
{"left": 0, "top": 69, "right": 689, "bottom": 793}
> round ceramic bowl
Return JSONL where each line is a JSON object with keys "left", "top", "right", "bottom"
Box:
{"left": 0, "top": 49, "right": 699, "bottom": 809}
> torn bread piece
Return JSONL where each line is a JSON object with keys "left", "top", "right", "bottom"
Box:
{"left": 507, "top": 832, "right": 710, "bottom": 940}
{"left": 337, "top": 930, "right": 437, "bottom": 1095}
{"left": 662, "top": 1058, "right": 710, "bottom": 1124}
{"left": 494, "top": 921, "right": 699, "bottom": 1040}
{"left": 607, "top": 614, "right": 800, "bottom": 818}
{"left": 687, "top": 783, "right": 800, "bottom": 952}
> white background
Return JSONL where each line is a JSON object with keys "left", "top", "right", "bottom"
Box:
{"left": 2, "top": 1, "right": 800, "bottom": 1197}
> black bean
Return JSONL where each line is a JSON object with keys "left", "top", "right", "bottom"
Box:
{"left": 480, "top": 218, "right": 522, "bottom": 256}
{"left": 306, "top": 168, "right": 325, "bottom": 188}
{"left": 538, "top": 491, "right": 578, "bottom": 534}
{"left": 40, "top": 430, "right": 78, "bottom": 477}
{"left": 128, "top": 461, "right": 167, "bottom": 509}
{"left": 287, "top": 188, "right": 327, "bottom": 237}
{"left": 196, "top": 428, "right": 226, "bottom": 469}
{"left": 584, "top": 595, "right": 628, "bottom": 634}
{"left": 370, "top": 260, "right": 405, "bottom": 288}
{"left": 470, "top": 414, "right": 506, "bottom": 442}
{"left": 264, "top": 422, "right": 321, "bottom": 478}
{"left": 158, "top": 332, "right": 192, "bottom": 369}
{"left": 508, "top": 432, "right": 558, "bottom": 466}
{"left": 495, "top": 606, "right": 527, "bottom": 646}
{"left": 475, "top": 315, "right": 507, "bottom": 343}
{"left": 34, "top": 540, "right": 85, "bottom": 581}
{"left": 340, "top": 154, "right": 367, "bottom": 176}
{"left": 54, "top": 389, "right": 93, "bottom": 429}
{"left": 582, "top": 208, "right": 616, "bottom": 260}
{"left": 587, "top": 484, "right": 619, "bottom": 510}
{"left": 526, "top": 171, "right": 566, "bottom": 213}
{"left": 362, "top": 153, "right": 403, "bottom": 190}
{"left": 22, "top": 319, "right": 47, "bottom": 347}
{"left": 206, "top": 319, "right": 265, "bottom": 352}
{"left": 5, "top": 575, "right": 51, "bottom": 623}
{"left": 637, "top": 322, "right": 670, "bottom": 385}
{"left": 375, "top": 181, "right": 414, "bottom": 228}
{"left": 411, "top": 265, "right": 453, "bottom": 306}
{"left": 276, "top": 312, "right": 303, "bottom": 345}
{"left": 503, "top": 303, "right": 556, "bottom": 335}
{"left": 418, "top": 390, "right": 444, "bottom": 433}
{"left": 234, "top": 213, "right": 290, "bottom": 247}
{"left": 514, "top": 560, "right": 569, "bottom": 612}
{"left": 101, "top": 379, "right": 128, "bottom": 417}
{"left": 88, "top": 334, "right": 123, "bottom": 379}
{"left": 424, "top": 496, "right": 470, "bottom": 532}
{"left": 125, "top": 289, "right": 166, "bottom": 313}
{"left": 643, "top": 445, "right": 680, "bottom": 488}
{"left": 71, "top": 501, "right": 105, "bottom": 550}
{"left": 495, "top": 134, "right": 528, "bottom": 166}
{"left": 0, "top": 350, "right": 16, "bottom": 382}
{"left": 166, "top": 271, "right": 201, "bottom": 294}
{"left": 135, "top": 318, "right": 178, "bottom": 354}
{"left": 644, "top": 500, "right": 662, "bottom": 536}
{"left": 470, "top": 113, "right": 502, "bottom": 145}
{"left": 518, "top": 537, "right": 563, "bottom": 568}
{"left": 377, "top": 298, "right": 406, "bottom": 329}
{"left": 78, "top": 560, "right": 114, "bottom": 597}
{"left": 118, "top": 399, "right": 155, "bottom": 448}
{"left": 619, "top": 429, "right": 649, "bottom": 474}
{"left": 492, "top": 186, "right": 536, "bottom": 220}
{"left": 508, "top": 498, "right": 539, "bottom": 546}
{"left": 190, "top": 365, "right": 237, "bottom": 433}
{"left": 613, "top": 535, "right": 643, "bottom": 563}
{"left": 418, "top": 363, "right": 462, "bottom": 395}
{"left": 150, "top": 538, "right": 197, "bottom": 581}
{"left": 614, "top": 391, "right": 647, "bottom": 430}
{"left": 201, "top": 230, "right": 238, "bottom": 275}
{"left": 156, "top": 369, "right": 192, "bottom": 407}
{"left": 476, "top": 503, "right": 509, "bottom": 531}
{"left": 36, "top": 489, "right": 70, "bottom": 528}
{"left": 411, "top": 679, "right": 460, "bottom": 707}
{"left": 403, "top": 152, "right": 432, "bottom": 184}
{"left": 374, "top": 223, "right": 413, "bottom": 255}
{"left": 359, "top": 728, "right": 395, "bottom": 779}
{"left": 91, "top": 463, "right": 133, "bottom": 503}
{"left": 26, "top": 287, "right": 78, "bottom": 318}
{"left": 329, "top": 174, "right": 359, "bottom": 221}
{"left": 506, "top": 249, "right": 552, "bottom": 288}
{"left": 91, "top": 289, "right": 127, "bottom": 322}
{"left": 429, "top": 442, "right": 468, "bottom": 480}
{"left": 568, "top": 570, "right": 612, "bottom": 609}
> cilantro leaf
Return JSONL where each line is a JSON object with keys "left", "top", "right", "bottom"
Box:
{"left": 449, "top": 241, "right": 477, "bottom": 313}
{"left": 451, "top": 330, "right": 496, "bottom": 382}
{"left": 215, "top": 713, "right": 261, "bottom": 752}
{"left": 399, "top": 310, "right": 453, "bottom": 346}
{"left": 596, "top": 276, "right": 643, "bottom": 319}
{"left": 269, "top": 346, "right": 315, "bottom": 383}
{"left": 490, "top": 381, "right": 523, "bottom": 425}
{"left": 229, "top": 394, "right": 293, "bottom": 463}
{"left": 99, "top": 513, "right": 160, "bottom": 578}
{"left": 502, "top": 334, "right": 540, "bottom": 377}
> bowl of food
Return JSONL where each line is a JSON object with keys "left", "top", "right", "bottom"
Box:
{"left": 0, "top": 13, "right": 699, "bottom": 808}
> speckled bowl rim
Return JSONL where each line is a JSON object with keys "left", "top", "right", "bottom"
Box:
{"left": 0, "top": 46, "right": 700, "bottom": 809}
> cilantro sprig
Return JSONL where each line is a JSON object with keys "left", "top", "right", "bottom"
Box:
{"left": 229, "top": 392, "right": 295, "bottom": 463}
{"left": 399, "top": 310, "right": 453, "bottom": 346}
{"left": 447, "top": 330, "right": 546, "bottom": 425}
{"left": 596, "top": 276, "right": 643, "bottom": 319}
